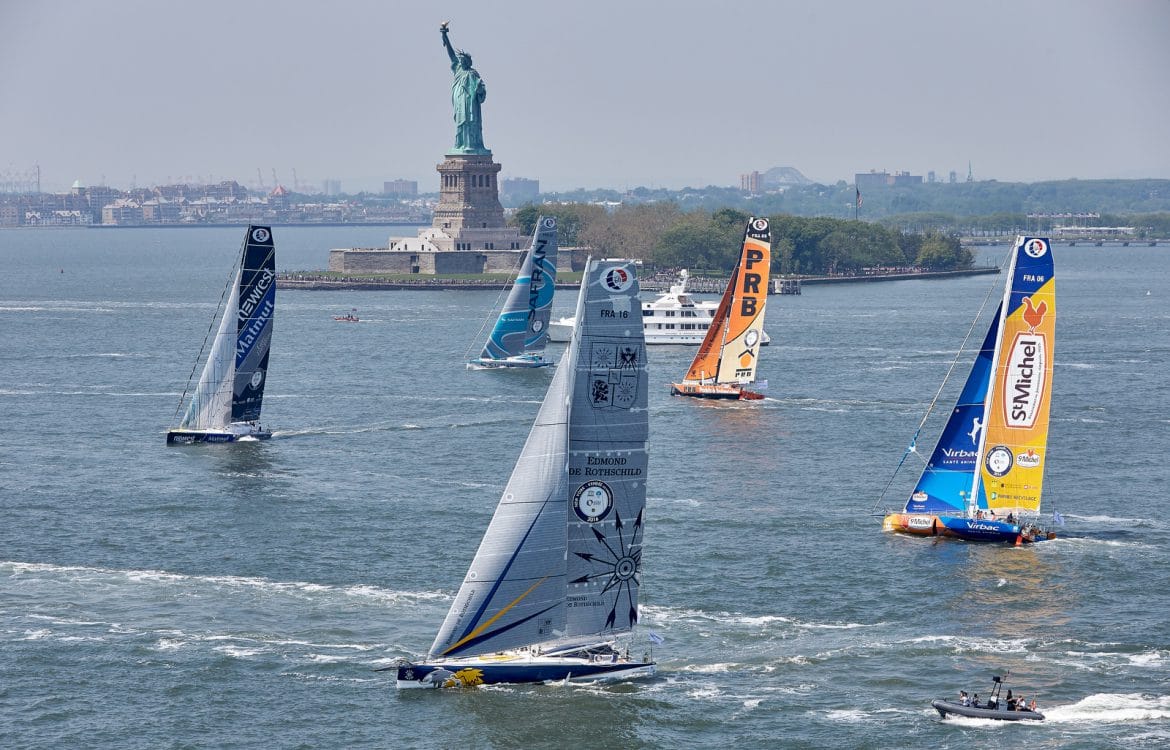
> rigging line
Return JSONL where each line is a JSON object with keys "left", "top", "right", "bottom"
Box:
{"left": 462, "top": 248, "right": 527, "bottom": 362}
{"left": 171, "top": 240, "right": 241, "bottom": 426}
{"left": 869, "top": 243, "right": 1014, "bottom": 515}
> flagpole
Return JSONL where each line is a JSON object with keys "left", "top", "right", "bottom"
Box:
{"left": 854, "top": 185, "right": 860, "bottom": 221}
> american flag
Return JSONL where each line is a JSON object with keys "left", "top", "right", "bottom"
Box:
{"left": 856, "top": 187, "right": 863, "bottom": 207}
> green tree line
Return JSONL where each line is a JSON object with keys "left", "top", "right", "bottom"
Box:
{"left": 513, "top": 204, "right": 972, "bottom": 276}
{"left": 527, "top": 179, "right": 1170, "bottom": 223}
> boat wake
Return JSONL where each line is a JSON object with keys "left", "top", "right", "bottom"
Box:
{"left": 1041, "top": 693, "right": 1170, "bottom": 723}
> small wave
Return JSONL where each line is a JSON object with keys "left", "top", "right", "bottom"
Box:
{"left": 306, "top": 654, "right": 351, "bottom": 664}
{"left": 904, "top": 633, "right": 1032, "bottom": 654}
{"left": 214, "top": 644, "right": 264, "bottom": 658}
{"left": 2, "top": 560, "right": 447, "bottom": 605}
{"left": 155, "top": 638, "right": 186, "bottom": 651}
{"left": 640, "top": 604, "right": 874, "bottom": 632}
{"left": 1060, "top": 648, "right": 1167, "bottom": 668}
{"left": 1066, "top": 513, "right": 1163, "bottom": 528}
{"left": 647, "top": 495, "right": 702, "bottom": 508}
{"left": 686, "top": 685, "right": 723, "bottom": 700}
{"left": 19, "top": 628, "right": 53, "bottom": 640}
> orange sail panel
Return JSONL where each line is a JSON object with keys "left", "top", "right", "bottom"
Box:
{"left": 682, "top": 218, "right": 771, "bottom": 384}
{"left": 978, "top": 238, "right": 1056, "bottom": 514}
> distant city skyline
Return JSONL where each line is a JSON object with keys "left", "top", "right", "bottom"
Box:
{"left": 3, "top": 1, "right": 1168, "bottom": 194}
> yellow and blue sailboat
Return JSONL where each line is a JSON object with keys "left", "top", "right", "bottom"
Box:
{"left": 882, "top": 236, "right": 1056, "bottom": 544}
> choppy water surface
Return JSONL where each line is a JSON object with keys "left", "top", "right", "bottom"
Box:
{"left": 2, "top": 227, "right": 1168, "bottom": 748}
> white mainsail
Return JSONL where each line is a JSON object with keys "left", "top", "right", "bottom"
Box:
{"left": 180, "top": 273, "right": 240, "bottom": 430}
{"left": 429, "top": 258, "right": 648, "bottom": 659}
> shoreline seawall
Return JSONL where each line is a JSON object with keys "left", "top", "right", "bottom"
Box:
{"left": 276, "top": 266, "right": 999, "bottom": 292}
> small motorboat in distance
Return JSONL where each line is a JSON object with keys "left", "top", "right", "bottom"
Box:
{"left": 334, "top": 309, "right": 359, "bottom": 322}
{"left": 932, "top": 674, "right": 1045, "bottom": 721}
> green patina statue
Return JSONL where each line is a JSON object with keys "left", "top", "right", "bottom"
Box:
{"left": 440, "top": 22, "right": 489, "bottom": 155}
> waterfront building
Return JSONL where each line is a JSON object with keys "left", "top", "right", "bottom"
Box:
{"left": 383, "top": 179, "right": 418, "bottom": 198}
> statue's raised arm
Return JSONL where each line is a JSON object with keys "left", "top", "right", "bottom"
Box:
{"left": 440, "top": 22, "right": 458, "bottom": 68}
{"left": 439, "top": 22, "right": 489, "bottom": 154}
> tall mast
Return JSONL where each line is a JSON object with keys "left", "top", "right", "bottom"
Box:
{"left": 967, "top": 242, "right": 1019, "bottom": 516}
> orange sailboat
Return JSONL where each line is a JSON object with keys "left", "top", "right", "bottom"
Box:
{"left": 670, "top": 217, "right": 771, "bottom": 400}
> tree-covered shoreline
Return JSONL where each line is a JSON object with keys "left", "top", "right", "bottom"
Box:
{"left": 513, "top": 204, "right": 972, "bottom": 276}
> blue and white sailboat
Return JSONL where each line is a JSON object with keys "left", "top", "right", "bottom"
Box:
{"left": 397, "top": 258, "right": 655, "bottom": 688}
{"left": 167, "top": 225, "right": 276, "bottom": 445}
{"left": 469, "top": 216, "right": 558, "bottom": 368}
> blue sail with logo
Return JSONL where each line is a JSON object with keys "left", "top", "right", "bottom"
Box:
{"left": 167, "top": 225, "right": 275, "bottom": 444}
{"left": 902, "top": 311, "right": 1000, "bottom": 515}
{"left": 396, "top": 258, "right": 656, "bottom": 688}
{"left": 471, "top": 216, "right": 558, "bottom": 368}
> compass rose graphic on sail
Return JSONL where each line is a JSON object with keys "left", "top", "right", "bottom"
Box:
{"left": 572, "top": 507, "right": 644, "bottom": 630}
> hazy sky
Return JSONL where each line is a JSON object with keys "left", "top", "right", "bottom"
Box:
{"left": 2, "top": 0, "right": 1168, "bottom": 193}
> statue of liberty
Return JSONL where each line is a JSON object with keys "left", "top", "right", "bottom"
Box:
{"left": 440, "top": 22, "right": 488, "bottom": 155}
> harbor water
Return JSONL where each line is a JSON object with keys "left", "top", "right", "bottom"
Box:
{"left": 2, "top": 226, "right": 1168, "bottom": 748}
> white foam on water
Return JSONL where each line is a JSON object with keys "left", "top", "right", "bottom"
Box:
{"left": 1043, "top": 693, "right": 1170, "bottom": 723}
{"left": 823, "top": 709, "right": 869, "bottom": 723}
{"left": 214, "top": 644, "right": 264, "bottom": 658}
{"left": 1066, "top": 513, "right": 1162, "bottom": 527}
{"left": 154, "top": 638, "right": 186, "bottom": 651}
{"left": 3, "top": 560, "right": 446, "bottom": 606}
{"left": 305, "top": 654, "right": 349, "bottom": 664}
{"left": 686, "top": 685, "right": 722, "bottom": 701}
{"left": 937, "top": 714, "right": 1014, "bottom": 729}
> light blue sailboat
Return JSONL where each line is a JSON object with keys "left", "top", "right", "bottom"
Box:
{"left": 469, "top": 216, "right": 558, "bottom": 368}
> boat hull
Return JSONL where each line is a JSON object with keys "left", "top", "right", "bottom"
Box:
{"left": 932, "top": 699, "right": 1044, "bottom": 721}
{"left": 468, "top": 355, "right": 552, "bottom": 369}
{"left": 166, "top": 427, "right": 272, "bottom": 445}
{"left": 882, "top": 513, "right": 1054, "bottom": 544}
{"left": 396, "top": 656, "right": 655, "bottom": 689}
{"left": 550, "top": 317, "right": 770, "bottom": 346}
{"left": 670, "top": 382, "right": 762, "bottom": 400}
